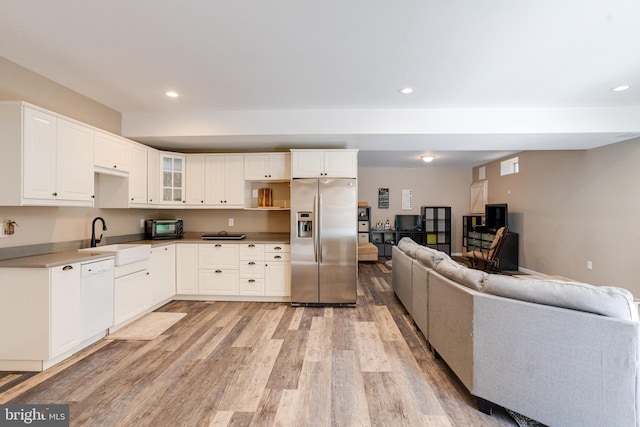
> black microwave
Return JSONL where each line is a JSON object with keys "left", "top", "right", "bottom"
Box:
{"left": 145, "top": 219, "right": 184, "bottom": 240}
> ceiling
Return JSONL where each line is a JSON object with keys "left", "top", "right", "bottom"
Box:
{"left": 1, "top": 1, "right": 639, "bottom": 167}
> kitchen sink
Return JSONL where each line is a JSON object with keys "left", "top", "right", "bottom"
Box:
{"left": 79, "top": 244, "right": 151, "bottom": 266}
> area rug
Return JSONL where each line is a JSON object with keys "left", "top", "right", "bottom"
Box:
{"left": 107, "top": 312, "right": 187, "bottom": 340}
{"left": 506, "top": 409, "right": 547, "bottom": 427}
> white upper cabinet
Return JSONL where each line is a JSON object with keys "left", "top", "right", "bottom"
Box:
{"left": 290, "top": 149, "right": 358, "bottom": 178}
{"left": 185, "top": 154, "right": 206, "bottom": 206}
{"left": 244, "top": 153, "right": 291, "bottom": 181}
{"left": 56, "top": 119, "right": 94, "bottom": 203}
{"left": 0, "top": 102, "right": 95, "bottom": 206}
{"left": 205, "top": 154, "right": 244, "bottom": 207}
{"left": 128, "top": 143, "right": 148, "bottom": 205}
{"left": 147, "top": 150, "right": 185, "bottom": 206}
{"left": 94, "top": 130, "right": 130, "bottom": 175}
{"left": 160, "top": 152, "right": 186, "bottom": 204}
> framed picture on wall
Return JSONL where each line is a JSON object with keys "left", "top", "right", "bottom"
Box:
{"left": 378, "top": 188, "right": 389, "bottom": 208}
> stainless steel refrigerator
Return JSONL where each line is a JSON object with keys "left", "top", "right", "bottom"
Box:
{"left": 290, "top": 178, "right": 357, "bottom": 305}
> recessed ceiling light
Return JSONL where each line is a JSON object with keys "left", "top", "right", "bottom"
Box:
{"left": 612, "top": 85, "right": 630, "bottom": 92}
{"left": 166, "top": 91, "right": 179, "bottom": 98}
{"left": 421, "top": 156, "right": 435, "bottom": 163}
{"left": 400, "top": 87, "right": 414, "bottom": 94}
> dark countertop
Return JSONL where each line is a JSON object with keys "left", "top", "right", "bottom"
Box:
{"left": 0, "top": 232, "right": 290, "bottom": 269}
{"left": 0, "top": 250, "right": 116, "bottom": 269}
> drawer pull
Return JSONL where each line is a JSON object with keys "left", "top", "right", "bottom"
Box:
{"left": 62, "top": 265, "right": 73, "bottom": 271}
{"left": 215, "top": 244, "right": 222, "bottom": 247}
{"left": 274, "top": 246, "right": 282, "bottom": 250}
{"left": 248, "top": 261, "right": 256, "bottom": 265}
{"left": 248, "top": 244, "right": 255, "bottom": 248}
{"left": 248, "top": 279, "right": 255, "bottom": 283}
{"left": 274, "top": 255, "right": 282, "bottom": 259}
{"left": 215, "top": 270, "right": 222, "bottom": 273}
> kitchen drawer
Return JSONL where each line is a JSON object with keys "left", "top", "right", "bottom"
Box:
{"left": 265, "top": 252, "right": 290, "bottom": 262}
{"left": 239, "top": 278, "right": 265, "bottom": 296}
{"left": 199, "top": 244, "right": 239, "bottom": 269}
{"left": 240, "top": 260, "right": 265, "bottom": 278}
{"left": 265, "top": 244, "right": 290, "bottom": 253}
{"left": 239, "top": 243, "right": 264, "bottom": 260}
{"left": 199, "top": 269, "right": 239, "bottom": 295}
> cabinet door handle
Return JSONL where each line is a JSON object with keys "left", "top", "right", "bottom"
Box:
{"left": 52, "top": 192, "right": 58, "bottom": 197}
{"left": 62, "top": 265, "right": 73, "bottom": 271}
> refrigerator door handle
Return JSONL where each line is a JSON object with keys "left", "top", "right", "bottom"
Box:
{"left": 317, "top": 193, "right": 322, "bottom": 263}
{"left": 313, "top": 194, "right": 318, "bottom": 263}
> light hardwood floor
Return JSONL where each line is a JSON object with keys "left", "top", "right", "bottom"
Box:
{"left": 0, "top": 261, "right": 517, "bottom": 426}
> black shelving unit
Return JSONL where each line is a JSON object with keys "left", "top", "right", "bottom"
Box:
{"left": 421, "top": 206, "right": 451, "bottom": 255}
{"left": 370, "top": 230, "right": 396, "bottom": 258}
{"left": 462, "top": 215, "right": 484, "bottom": 251}
{"left": 357, "top": 206, "right": 371, "bottom": 243}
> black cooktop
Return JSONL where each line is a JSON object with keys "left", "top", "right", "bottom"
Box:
{"left": 201, "top": 232, "right": 246, "bottom": 240}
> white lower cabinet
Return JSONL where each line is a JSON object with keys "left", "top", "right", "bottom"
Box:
{"left": 199, "top": 269, "right": 239, "bottom": 295}
{"left": 199, "top": 244, "right": 239, "bottom": 295}
{"left": 264, "top": 245, "right": 291, "bottom": 297}
{"left": 174, "top": 242, "right": 290, "bottom": 300}
{"left": 113, "top": 260, "right": 150, "bottom": 327}
{"left": 0, "top": 262, "right": 82, "bottom": 371}
{"left": 50, "top": 263, "right": 82, "bottom": 358}
{"left": 149, "top": 244, "right": 176, "bottom": 305}
{"left": 176, "top": 243, "right": 198, "bottom": 294}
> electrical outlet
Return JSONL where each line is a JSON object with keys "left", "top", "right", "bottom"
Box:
{"left": 252, "top": 189, "right": 258, "bottom": 198}
{"left": 587, "top": 260, "right": 593, "bottom": 270}
{"left": 140, "top": 219, "right": 145, "bottom": 228}
{"left": 228, "top": 218, "right": 234, "bottom": 227}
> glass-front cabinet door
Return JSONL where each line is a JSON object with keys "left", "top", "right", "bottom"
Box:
{"left": 161, "top": 153, "right": 185, "bottom": 204}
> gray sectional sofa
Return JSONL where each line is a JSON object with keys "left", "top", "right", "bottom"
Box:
{"left": 392, "top": 237, "right": 640, "bottom": 427}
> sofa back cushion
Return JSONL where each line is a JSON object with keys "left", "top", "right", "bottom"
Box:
{"left": 483, "top": 274, "right": 639, "bottom": 322}
{"left": 435, "top": 258, "right": 488, "bottom": 291}
{"left": 397, "top": 237, "right": 420, "bottom": 258}
{"left": 415, "top": 246, "right": 449, "bottom": 270}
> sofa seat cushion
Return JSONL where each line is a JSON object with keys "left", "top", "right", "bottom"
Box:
{"left": 435, "top": 258, "right": 488, "bottom": 291}
{"left": 415, "top": 246, "right": 449, "bottom": 269}
{"left": 484, "top": 274, "right": 639, "bottom": 322}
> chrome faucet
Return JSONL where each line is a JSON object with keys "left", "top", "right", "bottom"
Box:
{"left": 91, "top": 217, "right": 107, "bottom": 247}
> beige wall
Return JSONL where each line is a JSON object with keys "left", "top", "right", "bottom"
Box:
{"left": 358, "top": 166, "right": 471, "bottom": 253}
{"left": 474, "top": 139, "right": 640, "bottom": 295}
{"left": 0, "top": 57, "right": 121, "bottom": 133}
{"left": 160, "top": 209, "right": 290, "bottom": 233}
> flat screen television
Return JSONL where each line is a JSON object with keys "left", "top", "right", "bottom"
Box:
{"left": 485, "top": 203, "right": 508, "bottom": 230}
{"left": 395, "top": 215, "right": 422, "bottom": 231}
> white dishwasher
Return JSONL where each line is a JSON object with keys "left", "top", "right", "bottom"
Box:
{"left": 81, "top": 258, "right": 115, "bottom": 342}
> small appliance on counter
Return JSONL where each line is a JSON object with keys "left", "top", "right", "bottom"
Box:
{"left": 145, "top": 219, "right": 184, "bottom": 240}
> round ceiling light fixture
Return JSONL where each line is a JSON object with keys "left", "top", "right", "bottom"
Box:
{"left": 612, "top": 85, "right": 630, "bottom": 92}
{"left": 400, "top": 87, "right": 414, "bottom": 94}
{"left": 421, "top": 155, "right": 435, "bottom": 163}
{"left": 166, "top": 91, "right": 179, "bottom": 98}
